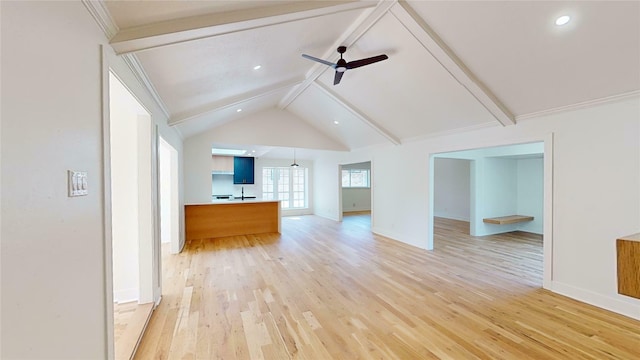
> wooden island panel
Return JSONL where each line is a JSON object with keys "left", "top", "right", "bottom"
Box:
{"left": 617, "top": 233, "right": 640, "bottom": 299}
{"left": 186, "top": 201, "right": 280, "bottom": 240}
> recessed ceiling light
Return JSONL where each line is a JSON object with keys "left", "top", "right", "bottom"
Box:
{"left": 253, "top": 65, "right": 262, "bottom": 70}
{"left": 333, "top": 120, "right": 340, "bottom": 125}
{"left": 555, "top": 15, "right": 570, "bottom": 26}
{"left": 236, "top": 108, "right": 242, "bottom": 112}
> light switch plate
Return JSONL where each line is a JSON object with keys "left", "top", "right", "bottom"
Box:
{"left": 68, "top": 170, "right": 88, "bottom": 197}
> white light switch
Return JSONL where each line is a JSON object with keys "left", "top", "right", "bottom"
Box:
{"left": 68, "top": 170, "right": 88, "bottom": 197}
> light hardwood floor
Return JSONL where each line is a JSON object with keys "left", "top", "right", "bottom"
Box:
{"left": 135, "top": 215, "right": 640, "bottom": 359}
{"left": 114, "top": 301, "right": 153, "bottom": 360}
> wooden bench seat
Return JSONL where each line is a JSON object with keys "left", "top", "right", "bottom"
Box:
{"left": 483, "top": 215, "right": 534, "bottom": 225}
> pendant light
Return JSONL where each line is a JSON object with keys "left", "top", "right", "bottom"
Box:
{"left": 291, "top": 148, "right": 299, "bottom": 167}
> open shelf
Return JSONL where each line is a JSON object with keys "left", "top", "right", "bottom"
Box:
{"left": 483, "top": 215, "right": 534, "bottom": 225}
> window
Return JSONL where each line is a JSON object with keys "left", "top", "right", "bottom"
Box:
{"left": 262, "top": 167, "right": 307, "bottom": 209}
{"left": 342, "top": 169, "right": 370, "bottom": 188}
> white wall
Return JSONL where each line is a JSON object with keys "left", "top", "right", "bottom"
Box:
{"left": 313, "top": 157, "right": 342, "bottom": 221}
{"left": 433, "top": 158, "right": 470, "bottom": 221}
{"left": 313, "top": 97, "right": 640, "bottom": 320}
{"left": 136, "top": 115, "right": 154, "bottom": 304}
{"left": 517, "top": 158, "right": 544, "bottom": 234}
{"left": 160, "top": 140, "right": 172, "bottom": 244}
{"left": 1, "top": 2, "right": 185, "bottom": 357}
{"left": 472, "top": 158, "right": 519, "bottom": 236}
{"left": 110, "top": 73, "right": 142, "bottom": 303}
{"left": 212, "top": 174, "right": 234, "bottom": 196}
{"left": 473, "top": 156, "right": 544, "bottom": 235}
{"left": 190, "top": 108, "right": 347, "bottom": 151}
{"left": 342, "top": 188, "right": 371, "bottom": 212}
{"left": 436, "top": 142, "right": 544, "bottom": 159}
{"left": 159, "top": 138, "right": 181, "bottom": 254}
{"left": 1, "top": 2, "right": 109, "bottom": 357}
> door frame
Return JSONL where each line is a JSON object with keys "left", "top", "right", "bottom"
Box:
{"left": 338, "top": 161, "right": 374, "bottom": 223}
{"left": 102, "top": 46, "right": 163, "bottom": 358}
{"left": 427, "top": 133, "right": 554, "bottom": 290}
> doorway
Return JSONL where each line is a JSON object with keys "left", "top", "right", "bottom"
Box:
{"left": 428, "top": 138, "right": 553, "bottom": 289}
{"left": 340, "top": 161, "right": 373, "bottom": 228}
{"left": 108, "top": 71, "right": 155, "bottom": 359}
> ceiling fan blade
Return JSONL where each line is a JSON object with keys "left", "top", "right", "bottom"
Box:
{"left": 334, "top": 71, "right": 344, "bottom": 85}
{"left": 302, "top": 54, "right": 336, "bottom": 68}
{"left": 346, "top": 54, "right": 388, "bottom": 69}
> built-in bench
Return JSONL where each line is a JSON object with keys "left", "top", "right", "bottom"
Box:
{"left": 482, "top": 215, "right": 534, "bottom": 225}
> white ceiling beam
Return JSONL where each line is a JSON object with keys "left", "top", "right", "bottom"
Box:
{"left": 312, "top": 81, "right": 401, "bottom": 145}
{"left": 278, "top": 0, "right": 398, "bottom": 109}
{"left": 110, "top": 1, "right": 377, "bottom": 55}
{"left": 390, "top": 1, "right": 515, "bottom": 127}
{"left": 169, "top": 79, "right": 303, "bottom": 126}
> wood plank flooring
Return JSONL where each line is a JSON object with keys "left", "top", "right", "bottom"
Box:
{"left": 135, "top": 215, "right": 640, "bottom": 359}
{"left": 114, "top": 301, "right": 153, "bottom": 360}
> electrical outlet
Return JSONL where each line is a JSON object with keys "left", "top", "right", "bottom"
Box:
{"left": 68, "top": 170, "right": 88, "bottom": 197}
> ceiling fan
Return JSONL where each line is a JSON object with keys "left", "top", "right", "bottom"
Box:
{"left": 302, "top": 46, "right": 388, "bottom": 85}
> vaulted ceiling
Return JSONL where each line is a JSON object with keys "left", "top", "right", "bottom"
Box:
{"left": 97, "top": 0, "right": 640, "bottom": 153}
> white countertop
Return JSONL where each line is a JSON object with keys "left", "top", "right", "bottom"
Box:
{"left": 186, "top": 198, "right": 280, "bottom": 206}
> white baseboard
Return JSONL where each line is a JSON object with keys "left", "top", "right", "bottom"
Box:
{"left": 433, "top": 214, "right": 470, "bottom": 222}
{"left": 371, "top": 226, "right": 399, "bottom": 241}
{"left": 114, "top": 288, "right": 139, "bottom": 304}
{"left": 314, "top": 212, "right": 340, "bottom": 222}
{"left": 371, "top": 227, "right": 428, "bottom": 250}
{"left": 343, "top": 207, "right": 372, "bottom": 213}
{"left": 551, "top": 281, "right": 640, "bottom": 320}
{"left": 282, "top": 209, "right": 313, "bottom": 217}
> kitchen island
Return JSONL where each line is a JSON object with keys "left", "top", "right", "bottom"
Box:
{"left": 185, "top": 199, "right": 280, "bottom": 240}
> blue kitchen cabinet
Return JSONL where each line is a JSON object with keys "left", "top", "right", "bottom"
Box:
{"left": 233, "top": 156, "right": 255, "bottom": 184}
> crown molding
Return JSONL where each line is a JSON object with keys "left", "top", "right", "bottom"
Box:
{"left": 121, "top": 54, "right": 171, "bottom": 120}
{"left": 82, "top": 0, "right": 119, "bottom": 39}
{"left": 516, "top": 90, "right": 640, "bottom": 122}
